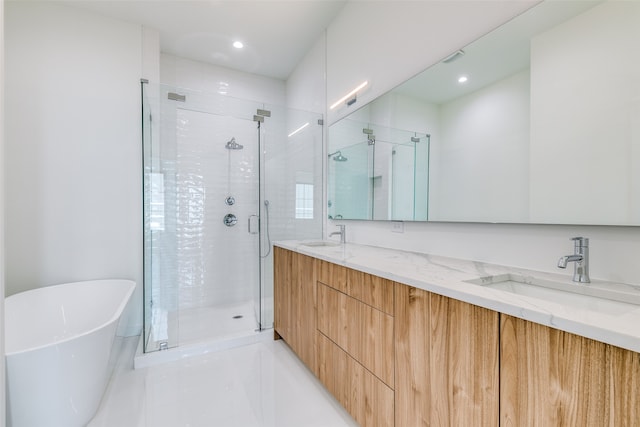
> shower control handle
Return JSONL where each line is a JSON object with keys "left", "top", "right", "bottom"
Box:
{"left": 223, "top": 214, "right": 237, "bottom": 227}
{"left": 248, "top": 215, "right": 259, "bottom": 234}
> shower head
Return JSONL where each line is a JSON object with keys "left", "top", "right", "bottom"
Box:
{"left": 328, "top": 150, "right": 348, "bottom": 162}
{"left": 225, "top": 137, "right": 244, "bottom": 150}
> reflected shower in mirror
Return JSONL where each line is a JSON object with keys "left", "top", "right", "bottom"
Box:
{"left": 328, "top": 116, "right": 429, "bottom": 221}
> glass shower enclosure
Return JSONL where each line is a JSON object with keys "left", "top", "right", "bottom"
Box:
{"left": 142, "top": 81, "right": 322, "bottom": 353}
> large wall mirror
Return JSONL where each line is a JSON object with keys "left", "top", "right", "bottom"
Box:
{"left": 327, "top": 0, "right": 640, "bottom": 225}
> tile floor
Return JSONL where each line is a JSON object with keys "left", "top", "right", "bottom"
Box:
{"left": 89, "top": 336, "right": 358, "bottom": 427}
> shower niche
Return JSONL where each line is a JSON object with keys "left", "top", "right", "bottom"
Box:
{"left": 141, "top": 82, "right": 323, "bottom": 354}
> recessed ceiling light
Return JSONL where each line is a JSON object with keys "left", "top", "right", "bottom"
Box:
{"left": 233, "top": 41, "right": 244, "bottom": 49}
{"left": 458, "top": 76, "right": 468, "bottom": 84}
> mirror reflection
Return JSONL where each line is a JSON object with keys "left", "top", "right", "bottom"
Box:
{"left": 328, "top": 0, "right": 640, "bottom": 225}
{"left": 328, "top": 118, "right": 429, "bottom": 221}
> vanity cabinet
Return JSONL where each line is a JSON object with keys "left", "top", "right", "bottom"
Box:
{"left": 274, "top": 246, "right": 640, "bottom": 426}
{"left": 394, "top": 284, "right": 500, "bottom": 426}
{"left": 500, "top": 314, "right": 640, "bottom": 426}
{"left": 273, "top": 247, "right": 317, "bottom": 373}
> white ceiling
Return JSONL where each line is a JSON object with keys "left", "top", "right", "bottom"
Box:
{"left": 60, "top": 0, "right": 347, "bottom": 80}
{"left": 394, "top": 0, "right": 601, "bottom": 105}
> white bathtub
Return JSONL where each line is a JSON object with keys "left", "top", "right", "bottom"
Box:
{"left": 5, "top": 279, "right": 136, "bottom": 427}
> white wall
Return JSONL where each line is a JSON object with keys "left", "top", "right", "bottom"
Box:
{"left": 5, "top": 2, "right": 149, "bottom": 335}
{"left": 286, "top": 35, "right": 326, "bottom": 115}
{"left": 529, "top": 1, "right": 640, "bottom": 224}
{"left": 1, "top": 0, "right": 6, "bottom": 422}
{"left": 161, "top": 54, "right": 286, "bottom": 105}
{"left": 322, "top": 1, "right": 640, "bottom": 286}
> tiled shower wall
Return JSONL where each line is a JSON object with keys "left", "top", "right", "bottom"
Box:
{"left": 149, "top": 54, "right": 322, "bottom": 331}
{"left": 174, "top": 107, "right": 261, "bottom": 309}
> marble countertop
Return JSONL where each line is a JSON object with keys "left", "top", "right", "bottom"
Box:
{"left": 275, "top": 240, "right": 640, "bottom": 354}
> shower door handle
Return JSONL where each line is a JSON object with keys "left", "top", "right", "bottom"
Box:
{"left": 248, "top": 215, "right": 259, "bottom": 234}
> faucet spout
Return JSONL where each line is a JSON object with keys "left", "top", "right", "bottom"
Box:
{"left": 557, "top": 237, "right": 590, "bottom": 283}
{"left": 557, "top": 254, "right": 583, "bottom": 269}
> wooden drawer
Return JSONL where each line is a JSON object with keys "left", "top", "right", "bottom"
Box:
{"left": 317, "top": 283, "right": 394, "bottom": 388}
{"left": 318, "top": 333, "right": 394, "bottom": 427}
{"left": 317, "top": 259, "right": 348, "bottom": 294}
{"left": 317, "top": 259, "right": 394, "bottom": 315}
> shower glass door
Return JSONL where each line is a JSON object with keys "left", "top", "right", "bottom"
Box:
{"left": 173, "top": 108, "right": 260, "bottom": 346}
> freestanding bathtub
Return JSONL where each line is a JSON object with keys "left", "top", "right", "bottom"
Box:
{"left": 5, "top": 279, "right": 136, "bottom": 427}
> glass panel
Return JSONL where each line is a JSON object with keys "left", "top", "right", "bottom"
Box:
{"left": 260, "top": 106, "right": 324, "bottom": 329}
{"left": 143, "top": 83, "right": 181, "bottom": 352}
{"left": 142, "top": 81, "right": 153, "bottom": 352}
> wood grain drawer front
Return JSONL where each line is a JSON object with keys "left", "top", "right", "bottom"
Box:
{"left": 273, "top": 247, "right": 292, "bottom": 341}
{"left": 273, "top": 248, "right": 317, "bottom": 374}
{"left": 317, "top": 259, "right": 348, "bottom": 294}
{"left": 347, "top": 268, "right": 394, "bottom": 315}
{"left": 292, "top": 252, "right": 318, "bottom": 372}
{"left": 395, "top": 284, "right": 499, "bottom": 427}
{"left": 317, "top": 259, "right": 394, "bottom": 315}
{"left": 317, "top": 283, "right": 395, "bottom": 388}
{"left": 318, "top": 333, "right": 394, "bottom": 427}
{"left": 500, "top": 315, "right": 640, "bottom": 426}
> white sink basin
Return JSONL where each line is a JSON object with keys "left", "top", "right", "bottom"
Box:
{"left": 466, "top": 273, "right": 640, "bottom": 315}
{"left": 301, "top": 241, "right": 341, "bottom": 247}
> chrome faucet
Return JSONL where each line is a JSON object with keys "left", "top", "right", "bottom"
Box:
{"left": 557, "top": 237, "right": 590, "bottom": 283}
{"left": 329, "top": 224, "right": 346, "bottom": 244}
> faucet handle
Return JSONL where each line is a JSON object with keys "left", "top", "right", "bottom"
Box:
{"left": 334, "top": 224, "right": 346, "bottom": 244}
{"left": 571, "top": 236, "right": 589, "bottom": 247}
